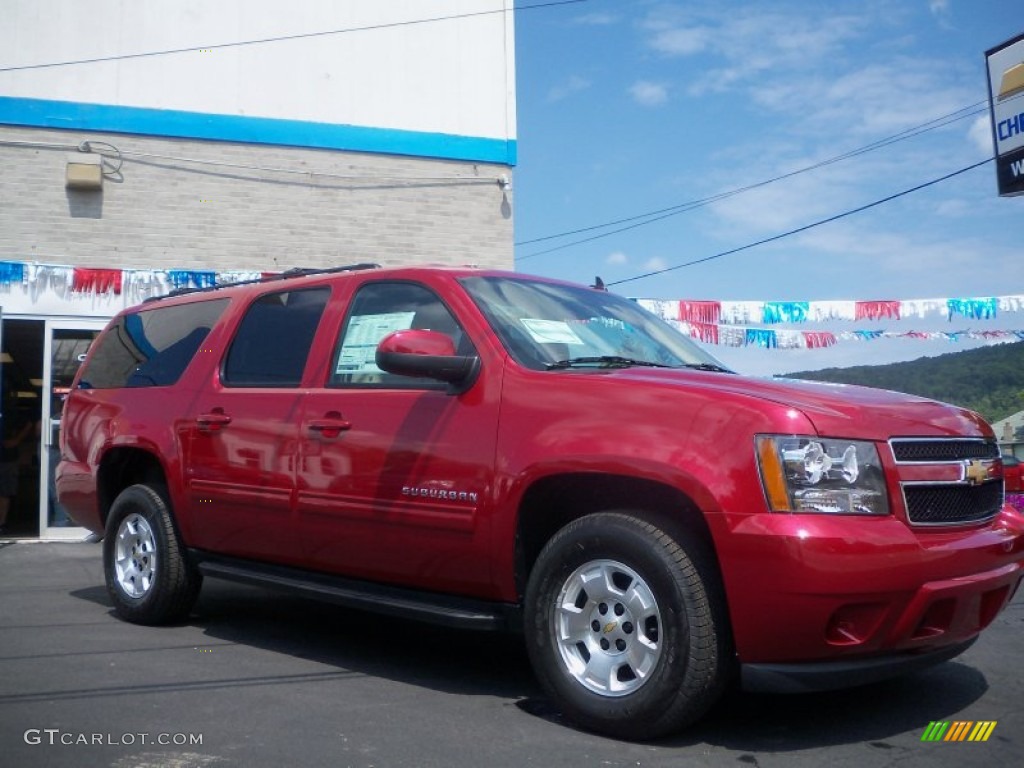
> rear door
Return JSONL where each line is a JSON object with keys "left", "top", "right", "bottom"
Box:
{"left": 182, "top": 285, "right": 331, "bottom": 566}
{"left": 296, "top": 279, "right": 502, "bottom": 597}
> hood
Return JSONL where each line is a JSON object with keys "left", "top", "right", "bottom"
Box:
{"left": 605, "top": 368, "right": 993, "bottom": 440}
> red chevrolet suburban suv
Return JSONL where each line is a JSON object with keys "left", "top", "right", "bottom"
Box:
{"left": 57, "top": 265, "right": 1024, "bottom": 739}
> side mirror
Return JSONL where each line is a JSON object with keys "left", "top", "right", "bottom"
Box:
{"left": 375, "top": 330, "right": 480, "bottom": 394}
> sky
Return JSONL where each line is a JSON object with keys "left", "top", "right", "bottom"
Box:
{"left": 512, "top": 0, "right": 1024, "bottom": 376}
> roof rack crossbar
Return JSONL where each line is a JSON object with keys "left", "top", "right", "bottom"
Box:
{"left": 144, "top": 262, "right": 380, "bottom": 302}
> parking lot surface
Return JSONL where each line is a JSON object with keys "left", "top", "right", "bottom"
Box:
{"left": 0, "top": 540, "right": 1020, "bottom": 768}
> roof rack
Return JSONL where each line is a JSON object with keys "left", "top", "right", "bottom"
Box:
{"left": 144, "top": 262, "right": 380, "bottom": 302}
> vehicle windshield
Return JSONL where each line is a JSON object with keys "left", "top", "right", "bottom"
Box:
{"left": 459, "top": 276, "right": 732, "bottom": 372}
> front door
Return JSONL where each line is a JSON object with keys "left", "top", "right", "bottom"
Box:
{"left": 40, "top": 320, "right": 106, "bottom": 540}
{"left": 296, "top": 281, "right": 501, "bottom": 596}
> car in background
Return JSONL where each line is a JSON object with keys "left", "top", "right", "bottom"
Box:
{"left": 1003, "top": 455, "right": 1022, "bottom": 492}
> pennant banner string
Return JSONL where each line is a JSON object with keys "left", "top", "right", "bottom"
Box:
{"left": 638, "top": 295, "right": 1024, "bottom": 325}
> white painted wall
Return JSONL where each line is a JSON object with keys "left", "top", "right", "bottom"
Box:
{"left": 0, "top": 0, "right": 516, "bottom": 147}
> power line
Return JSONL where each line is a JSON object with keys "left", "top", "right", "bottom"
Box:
{"left": 0, "top": 0, "right": 588, "bottom": 73}
{"left": 117, "top": 148, "right": 502, "bottom": 185}
{"left": 0, "top": 138, "right": 507, "bottom": 186}
{"left": 515, "top": 99, "right": 993, "bottom": 259}
{"left": 605, "top": 157, "right": 993, "bottom": 288}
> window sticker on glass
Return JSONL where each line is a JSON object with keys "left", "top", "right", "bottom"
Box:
{"left": 336, "top": 311, "right": 415, "bottom": 374}
{"left": 519, "top": 318, "right": 585, "bottom": 345}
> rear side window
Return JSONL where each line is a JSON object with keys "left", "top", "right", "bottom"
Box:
{"left": 80, "top": 299, "right": 229, "bottom": 389}
{"left": 223, "top": 287, "right": 331, "bottom": 387}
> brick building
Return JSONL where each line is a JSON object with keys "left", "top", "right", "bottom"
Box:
{"left": 0, "top": 0, "right": 517, "bottom": 538}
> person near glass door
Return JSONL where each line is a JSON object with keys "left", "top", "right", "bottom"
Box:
{"left": 0, "top": 405, "right": 32, "bottom": 535}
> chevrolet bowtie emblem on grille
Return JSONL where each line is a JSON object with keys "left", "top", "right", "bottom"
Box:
{"left": 603, "top": 622, "right": 618, "bottom": 634}
{"left": 962, "top": 459, "right": 993, "bottom": 486}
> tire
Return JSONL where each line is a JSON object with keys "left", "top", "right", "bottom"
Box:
{"left": 103, "top": 484, "right": 202, "bottom": 625}
{"left": 523, "top": 512, "right": 730, "bottom": 740}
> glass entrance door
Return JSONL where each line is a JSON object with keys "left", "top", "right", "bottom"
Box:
{"left": 39, "top": 320, "right": 106, "bottom": 539}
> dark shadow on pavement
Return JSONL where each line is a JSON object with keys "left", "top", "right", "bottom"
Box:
{"left": 191, "top": 578, "right": 536, "bottom": 700}
{"left": 69, "top": 574, "right": 990, "bottom": 749}
{"left": 519, "top": 661, "right": 989, "bottom": 749}
{"left": 69, "top": 585, "right": 112, "bottom": 609}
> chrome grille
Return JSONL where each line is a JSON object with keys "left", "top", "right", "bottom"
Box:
{"left": 891, "top": 439, "right": 998, "bottom": 462}
{"left": 904, "top": 483, "right": 1003, "bottom": 526}
{"left": 892, "top": 438, "right": 1003, "bottom": 527}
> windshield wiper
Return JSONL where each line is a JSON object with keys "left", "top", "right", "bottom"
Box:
{"left": 682, "top": 362, "right": 734, "bottom": 373}
{"left": 546, "top": 356, "right": 674, "bottom": 370}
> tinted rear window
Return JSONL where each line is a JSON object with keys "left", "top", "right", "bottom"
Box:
{"left": 223, "top": 287, "right": 331, "bottom": 387}
{"left": 80, "top": 299, "right": 229, "bottom": 389}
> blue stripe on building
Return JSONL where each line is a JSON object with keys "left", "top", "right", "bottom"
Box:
{"left": 0, "top": 96, "right": 517, "bottom": 165}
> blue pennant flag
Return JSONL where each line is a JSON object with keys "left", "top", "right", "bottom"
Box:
{"left": 745, "top": 329, "right": 778, "bottom": 348}
{"left": 854, "top": 330, "right": 884, "bottom": 340}
{"left": 168, "top": 270, "right": 216, "bottom": 290}
{"left": 0, "top": 261, "right": 25, "bottom": 285}
{"left": 946, "top": 297, "right": 997, "bottom": 321}
{"left": 762, "top": 301, "right": 809, "bottom": 324}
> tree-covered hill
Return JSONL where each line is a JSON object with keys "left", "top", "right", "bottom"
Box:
{"left": 784, "top": 341, "right": 1024, "bottom": 423}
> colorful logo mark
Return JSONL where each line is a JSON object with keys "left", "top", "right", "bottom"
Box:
{"left": 921, "top": 721, "right": 997, "bottom": 742}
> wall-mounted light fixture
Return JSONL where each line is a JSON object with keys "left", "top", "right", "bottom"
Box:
{"left": 66, "top": 153, "right": 103, "bottom": 190}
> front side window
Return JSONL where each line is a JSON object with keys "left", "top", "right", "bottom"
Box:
{"left": 80, "top": 299, "right": 229, "bottom": 388}
{"left": 459, "top": 276, "right": 731, "bottom": 372}
{"left": 223, "top": 287, "right": 331, "bottom": 387}
{"left": 331, "top": 282, "right": 470, "bottom": 388}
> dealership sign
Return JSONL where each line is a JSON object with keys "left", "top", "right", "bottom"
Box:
{"left": 987, "top": 32, "right": 1024, "bottom": 196}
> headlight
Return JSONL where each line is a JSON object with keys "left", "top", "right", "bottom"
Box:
{"left": 756, "top": 435, "right": 889, "bottom": 515}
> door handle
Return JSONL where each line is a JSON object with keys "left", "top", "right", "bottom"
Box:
{"left": 307, "top": 412, "right": 352, "bottom": 439}
{"left": 196, "top": 409, "right": 232, "bottom": 432}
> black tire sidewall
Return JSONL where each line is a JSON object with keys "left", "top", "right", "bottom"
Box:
{"left": 524, "top": 513, "right": 715, "bottom": 738}
{"left": 102, "top": 484, "right": 193, "bottom": 624}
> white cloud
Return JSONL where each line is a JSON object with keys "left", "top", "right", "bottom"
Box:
{"left": 768, "top": 222, "right": 1024, "bottom": 297}
{"left": 708, "top": 163, "right": 862, "bottom": 236}
{"left": 640, "top": 6, "right": 958, "bottom": 135}
{"left": 606, "top": 251, "right": 629, "bottom": 265}
{"left": 697, "top": 133, "right": 998, "bottom": 274}
{"left": 929, "top": 0, "right": 953, "bottom": 27}
{"left": 805, "top": 59, "right": 975, "bottom": 136}
{"left": 968, "top": 114, "right": 993, "bottom": 155}
{"left": 933, "top": 198, "right": 972, "bottom": 218}
{"left": 614, "top": 2, "right": 1008, "bottom": 312}
{"left": 573, "top": 12, "right": 618, "bottom": 26}
{"left": 547, "top": 75, "right": 591, "bottom": 103}
{"left": 643, "top": 7, "right": 868, "bottom": 70}
{"left": 630, "top": 80, "right": 669, "bottom": 106}
{"left": 649, "top": 26, "right": 711, "bottom": 56}
{"left": 644, "top": 256, "right": 668, "bottom": 271}
{"left": 634, "top": 5, "right": 977, "bottom": 152}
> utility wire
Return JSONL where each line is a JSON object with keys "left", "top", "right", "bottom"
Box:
{"left": 0, "top": 0, "right": 587, "bottom": 73}
{"left": 516, "top": 99, "right": 995, "bottom": 259}
{"left": 0, "top": 138, "right": 506, "bottom": 185}
{"left": 117, "top": 148, "right": 501, "bottom": 185}
{"left": 606, "top": 157, "right": 993, "bottom": 288}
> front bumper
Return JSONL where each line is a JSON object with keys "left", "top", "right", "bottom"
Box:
{"left": 742, "top": 637, "right": 977, "bottom": 693}
{"left": 715, "top": 506, "right": 1024, "bottom": 665}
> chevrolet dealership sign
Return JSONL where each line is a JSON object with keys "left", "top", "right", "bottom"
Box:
{"left": 987, "top": 32, "right": 1024, "bottom": 196}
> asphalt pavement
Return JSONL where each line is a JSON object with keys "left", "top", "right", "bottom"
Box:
{"left": 0, "top": 540, "right": 1020, "bottom": 768}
